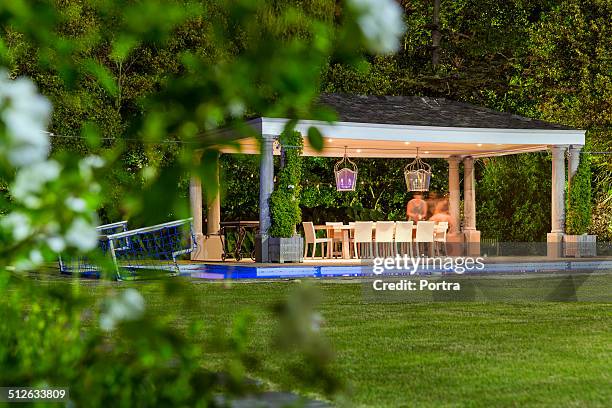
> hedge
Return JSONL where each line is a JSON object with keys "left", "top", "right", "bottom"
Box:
{"left": 268, "top": 130, "right": 303, "bottom": 238}
{"left": 566, "top": 154, "right": 592, "bottom": 235}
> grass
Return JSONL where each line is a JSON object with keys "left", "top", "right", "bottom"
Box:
{"left": 66, "top": 275, "right": 612, "bottom": 406}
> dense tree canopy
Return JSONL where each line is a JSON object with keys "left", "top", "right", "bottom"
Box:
{"left": 4, "top": 0, "right": 611, "bottom": 241}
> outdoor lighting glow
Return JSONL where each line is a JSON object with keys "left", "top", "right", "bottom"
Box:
{"left": 424, "top": 151, "right": 430, "bottom": 154}
{"left": 477, "top": 143, "right": 483, "bottom": 147}
{"left": 334, "top": 146, "right": 358, "bottom": 191}
{"left": 356, "top": 149, "right": 362, "bottom": 153}
{"left": 404, "top": 147, "right": 432, "bottom": 192}
{"left": 328, "top": 138, "right": 333, "bottom": 142}
{"left": 404, "top": 141, "right": 411, "bottom": 145}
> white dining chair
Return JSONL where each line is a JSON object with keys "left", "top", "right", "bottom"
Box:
{"left": 325, "top": 222, "right": 344, "bottom": 259}
{"left": 302, "top": 222, "right": 333, "bottom": 259}
{"left": 348, "top": 222, "right": 356, "bottom": 258}
{"left": 353, "top": 221, "right": 374, "bottom": 259}
{"left": 415, "top": 221, "right": 436, "bottom": 256}
{"left": 434, "top": 221, "right": 449, "bottom": 256}
{"left": 394, "top": 221, "right": 414, "bottom": 257}
{"left": 374, "top": 221, "right": 395, "bottom": 257}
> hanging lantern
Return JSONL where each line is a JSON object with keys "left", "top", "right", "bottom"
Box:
{"left": 404, "top": 147, "right": 431, "bottom": 192}
{"left": 334, "top": 146, "right": 358, "bottom": 191}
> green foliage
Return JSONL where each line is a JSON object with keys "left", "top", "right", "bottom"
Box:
{"left": 0, "top": 277, "right": 252, "bottom": 406}
{"left": 219, "top": 154, "right": 260, "bottom": 221}
{"left": 1, "top": 0, "right": 382, "bottom": 403}
{"left": 566, "top": 155, "right": 592, "bottom": 235}
{"left": 269, "top": 130, "right": 303, "bottom": 237}
{"left": 1, "top": 274, "right": 343, "bottom": 405}
{"left": 297, "top": 157, "right": 448, "bottom": 222}
{"left": 318, "top": 0, "right": 611, "bottom": 242}
{"left": 511, "top": 0, "right": 612, "bottom": 197}
{"left": 590, "top": 193, "right": 612, "bottom": 241}
{"left": 477, "top": 154, "right": 552, "bottom": 241}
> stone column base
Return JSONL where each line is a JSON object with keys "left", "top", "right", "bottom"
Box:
{"left": 547, "top": 232, "right": 564, "bottom": 258}
{"left": 446, "top": 232, "right": 465, "bottom": 257}
{"left": 255, "top": 234, "right": 269, "bottom": 263}
{"left": 191, "top": 233, "right": 223, "bottom": 261}
{"left": 463, "top": 230, "right": 481, "bottom": 257}
{"left": 191, "top": 233, "right": 205, "bottom": 260}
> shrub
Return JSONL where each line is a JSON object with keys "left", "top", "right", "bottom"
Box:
{"left": 477, "top": 154, "right": 551, "bottom": 241}
{"left": 268, "top": 130, "right": 303, "bottom": 238}
{"left": 590, "top": 193, "right": 612, "bottom": 241}
{"left": 566, "top": 155, "right": 592, "bottom": 235}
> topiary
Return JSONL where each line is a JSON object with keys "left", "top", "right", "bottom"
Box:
{"left": 268, "top": 130, "right": 303, "bottom": 238}
{"left": 566, "top": 154, "right": 592, "bottom": 235}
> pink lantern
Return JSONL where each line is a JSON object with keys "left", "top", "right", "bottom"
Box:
{"left": 334, "top": 147, "right": 358, "bottom": 191}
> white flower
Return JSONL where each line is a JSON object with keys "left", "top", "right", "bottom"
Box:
{"left": 100, "top": 289, "right": 146, "bottom": 331}
{"left": 310, "top": 312, "right": 324, "bottom": 332}
{"left": 10, "top": 160, "right": 61, "bottom": 208}
{"left": 1, "top": 211, "right": 32, "bottom": 241}
{"left": 349, "top": 0, "right": 406, "bottom": 53}
{"left": 65, "top": 217, "right": 99, "bottom": 251}
{"left": 47, "top": 235, "right": 66, "bottom": 252}
{"left": 29, "top": 249, "right": 43, "bottom": 264}
{"left": 0, "top": 71, "right": 52, "bottom": 167}
{"left": 227, "top": 99, "right": 245, "bottom": 117}
{"left": 78, "top": 155, "right": 105, "bottom": 180}
{"left": 65, "top": 196, "right": 87, "bottom": 213}
{"left": 9, "top": 248, "right": 44, "bottom": 272}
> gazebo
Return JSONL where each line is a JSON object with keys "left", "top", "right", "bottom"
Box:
{"left": 190, "top": 94, "right": 586, "bottom": 261}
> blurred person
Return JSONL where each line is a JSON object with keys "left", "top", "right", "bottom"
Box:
{"left": 406, "top": 193, "right": 428, "bottom": 222}
{"left": 426, "top": 191, "right": 440, "bottom": 218}
{"left": 429, "top": 199, "right": 453, "bottom": 229}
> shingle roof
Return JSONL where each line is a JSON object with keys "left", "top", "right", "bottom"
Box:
{"left": 317, "top": 93, "right": 574, "bottom": 130}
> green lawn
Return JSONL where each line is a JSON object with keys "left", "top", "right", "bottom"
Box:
{"left": 81, "top": 277, "right": 610, "bottom": 407}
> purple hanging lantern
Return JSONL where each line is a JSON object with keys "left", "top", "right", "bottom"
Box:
{"left": 334, "top": 147, "right": 358, "bottom": 191}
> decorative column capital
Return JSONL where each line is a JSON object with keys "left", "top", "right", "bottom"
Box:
{"left": 549, "top": 145, "right": 568, "bottom": 157}
{"left": 568, "top": 144, "right": 583, "bottom": 156}
{"left": 463, "top": 155, "right": 474, "bottom": 167}
{"left": 568, "top": 144, "right": 583, "bottom": 184}
{"left": 447, "top": 155, "right": 461, "bottom": 168}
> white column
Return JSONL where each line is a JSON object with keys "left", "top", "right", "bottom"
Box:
{"left": 547, "top": 145, "right": 567, "bottom": 257}
{"left": 206, "top": 153, "right": 221, "bottom": 236}
{"left": 256, "top": 134, "right": 275, "bottom": 262}
{"left": 189, "top": 152, "right": 205, "bottom": 260}
{"left": 447, "top": 156, "right": 461, "bottom": 234}
{"left": 463, "top": 156, "right": 480, "bottom": 256}
{"left": 446, "top": 155, "right": 464, "bottom": 255}
{"left": 463, "top": 156, "right": 476, "bottom": 231}
{"left": 568, "top": 144, "right": 583, "bottom": 193}
{"left": 550, "top": 145, "right": 567, "bottom": 234}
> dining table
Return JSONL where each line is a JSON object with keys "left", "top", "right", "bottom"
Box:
{"left": 314, "top": 222, "right": 443, "bottom": 260}
{"left": 314, "top": 224, "right": 357, "bottom": 260}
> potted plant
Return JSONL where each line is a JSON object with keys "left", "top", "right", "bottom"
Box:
{"left": 564, "top": 155, "right": 596, "bottom": 257}
{"left": 268, "top": 130, "right": 304, "bottom": 263}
